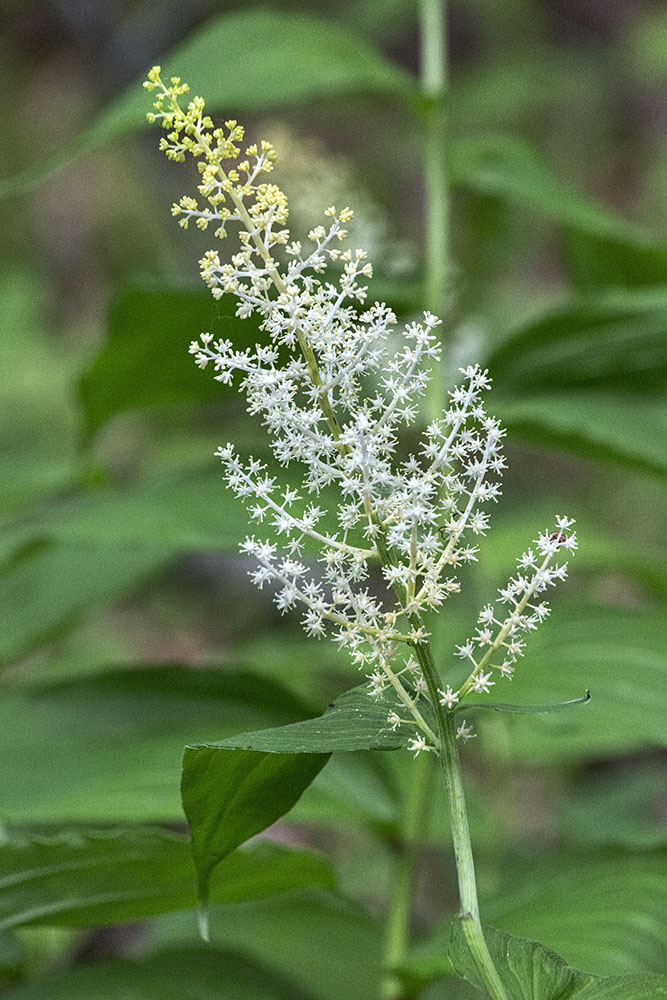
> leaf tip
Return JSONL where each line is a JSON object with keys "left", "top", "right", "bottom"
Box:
{"left": 197, "top": 901, "right": 210, "bottom": 943}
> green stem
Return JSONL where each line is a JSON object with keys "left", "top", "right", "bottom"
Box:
{"left": 412, "top": 639, "right": 509, "bottom": 1000}
{"left": 420, "top": 0, "right": 449, "bottom": 424}
{"left": 382, "top": 754, "right": 433, "bottom": 999}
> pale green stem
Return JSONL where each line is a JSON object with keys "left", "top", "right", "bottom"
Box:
{"left": 420, "top": 0, "right": 449, "bottom": 424}
{"left": 411, "top": 637, "right": 509, "bottom": 1000}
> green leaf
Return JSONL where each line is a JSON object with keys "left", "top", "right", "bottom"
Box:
{"left": 4, "top": 469, "right": 250, "bottom": 557}
{"left": 458, "top": 691, "right": 590, "bottom": 715}
{"left": 0, "top": 544, "right": 170, "bottom": 667}
{"left": 478, "top": 604, "right": 667, "bottom": 763}
{"left": 1, "top": 11, "right": 414, "bottom": 200}
{"left": 449, "top": 919, "right": 594, "bottom": 1000}
{"left": 561, "top": 762, "right": 667, "bottom": 849}
{"left": 0, "top": 270, "right": 78, "bottom": 519}
{"left": 573, "top": 976, "right": 667, "bottom": 999}
{"left": 403, "top": 850, "right": 667, "bottom": 988}
{"left": 79, "top": 284, "right": 262, "bottom": 435}
{"left": 180, "top": 685, "right": 414, "bottom": 931}
{"left": 154, "top": 891, "right": 385, "bottom": 1000}
{"left": 493, "top": 394, "right": 667, "bottom": 481}
{"left": 488, "top": 289, "right": 667, "bottom": 396}
{"left": 485, "top": 849, "right": 667, "bottom": 976}
{"left": 0, "top": 827, "right": 333, "bottom": 929}
{"left": 0, "top": 667, "right": 313, "bottom": 822}
{"left": 181, "top": 748, "right": 328, "bottom": 936}
{"left": 0, "top": 946, "right": 319, "bottom": 1000}
{"left": 451, "top": 137, "right": 667, "bottom": 288}
{"left": 195, "top": 684, "right": 412, "bottom": 754}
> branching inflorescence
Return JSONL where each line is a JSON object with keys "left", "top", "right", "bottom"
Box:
{"left": 145, "top": 67, "right": 577, "bottom": 755}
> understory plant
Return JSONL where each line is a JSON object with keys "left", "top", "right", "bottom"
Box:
{"left": 141, "top": 66, "right": 635, "bottom": 1000}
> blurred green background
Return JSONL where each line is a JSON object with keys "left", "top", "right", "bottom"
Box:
{"left": 0, "top": 1, "right": 665, "bottom": 997}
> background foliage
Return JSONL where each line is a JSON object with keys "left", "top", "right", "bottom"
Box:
{"left": 1, "top": 0, "right": 665, "bottom": 996}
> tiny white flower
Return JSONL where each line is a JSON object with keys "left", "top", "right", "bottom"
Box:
{"left": 407, "top": 735, "right": 431, "bottom": 756}
{"left": 456, "top": 720, "right": 476, "bottom": 741}
{"left": 439, "top": 686, "right": 460, "bottom": 709}
{"left": 387, "top": 711, "right": 402, "bottom": 730}
{"left": 472, "top": 671, "right": 494, "bottom": 694}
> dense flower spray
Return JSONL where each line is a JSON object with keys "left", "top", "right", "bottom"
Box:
{"left": 145, "top": 67, "right": 577, "bottom": 753}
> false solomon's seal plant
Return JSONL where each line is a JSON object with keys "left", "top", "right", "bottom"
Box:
{"left": 145, "top": 67, "right": 585, "bottom": 1000}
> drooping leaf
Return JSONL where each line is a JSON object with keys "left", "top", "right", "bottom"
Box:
{"left": 493, "top": 394, "right": 667, "bottom": 481}
{"left": 181, "top": 748, "right": 328, "bottom": 935}
{"left": 28, "top": 468, "right": 251, "bottom": 552}
{"left": 0, "top": 827, "right": 333, "bottom": 929}
{"left": 561, "top": 762, "right": 667, "bottom": 850}
{"left": 154, "top": 891, "right": 385, "bottom": 1000}
{"left": 451, "top": 136, "right": 667, "bottom": 288}
{"left": 79, "top": 284, "right": 262, "bottom": 435}
{"left": 0, "top": 544, "right": 170, "bottom": 667}
{"left": 485, "top": 849, "right": 667, "bottom": 976}
{"left": 449, "top": 919, "right": 594, "bottom": 999}
{"left": 402, "top": 850, "right": 667, "bottom": 989}
{"left": 0, "top": 270, "right": 79, "bottom": 519}
{"left": 573, "top": 976, "right": 667, "bottom": 999}
{"left": 0, "top": 667, "right": 314, "bottom": 823}
{"left": 0, "top": 946, "right": 319, "bottom": 1000}
{"left": 8, "top": 460, "right": 340, "bottom": 555}
{"left": 487, "top": 288, "right": 667, "bottom": 397}
{"left": 474, "top": 603, "right": 667, "bottom": 763}
{"left": 1, "top": 10, "right": 415, "bottom": 199}
{"left": 180, "top": 685, "right": 415, "bottom": 929}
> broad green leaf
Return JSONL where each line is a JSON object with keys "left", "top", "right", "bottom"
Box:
{"left": 476, "top": 604, "right": 667, "bottom": 763}
{"left": 485, "top": 850, "right": 667, "bottom": 976}
{"left": 574, "top": 976, "right": 667, "bottom": 999}
{"left": 449, "top": 919, "right": 594, "bottom": 999}
{"left": 403, "top": 851, "right": 667, "bottom": 988}
{"left": 0, "top": 930, "right": 24, "bottom": 987}
{"left": 181, "top": 748, "right": 328, "bottom": 934}
{"left": 5, "top": 459, "right": 340, "bottom": 558}
{"left": 193, "top": 684, "right": 413, "bottom": 754}
{"left": 153, "top": 891, "right": 384, "bottom": 1000}
{"left": 488, "top": 289, "right": 667, "bottom": 396}
{"left": 561, "top": 762, "right": 667, "bottom": 849}
{"left": 0, "top": 544, "right": 169, "bottom": 666}
{"left": 0, "top": 667, "right": 313, "bottom": 823}
{"left": 493, "top": 394, "right": 667, "bottom": 481}
{"left": 79, "top": 284, "right": 262, "bottom": 435}
{"left": 0, "top": 270, "right": 79, "bottom": 518}
{"left": 29, "top": 468, "right": 250, "bottom": 551}
{"left": 0, "top": 827, "right": 333, "bottom": 929}
{"left": 0, "top": 945, "right": 319, "bottom": 1000}
{"left": 180, "top": 685, "right": 419, "bottom": 928}
{"left": 450, "top": 137, "right": 667, "bottom": 288}
{"left": 458, "top": 691, "right": 590, "bottom": 715}
{"left": 1, "top": 11, "right": 414, "bottom": 200}
{"left": 291, "top": 750, "right": 400, "bottom": 833}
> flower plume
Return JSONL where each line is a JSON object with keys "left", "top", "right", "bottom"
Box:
{"left": 145, "top": 67, "right": 576, "bottom": 751}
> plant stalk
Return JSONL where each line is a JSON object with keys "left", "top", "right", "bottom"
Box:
{"left": 412, "top": 639, "right": 509, "bottom": 1000}
{"left": 420, "top": 0, "right": 450, "bottom": 423}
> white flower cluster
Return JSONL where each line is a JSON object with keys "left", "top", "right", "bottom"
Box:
{"left": 146, "top": 68, "right": 577, "bottom": 753}
{"left": 453, "top": 517, "right": 577, "bottom": 701}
